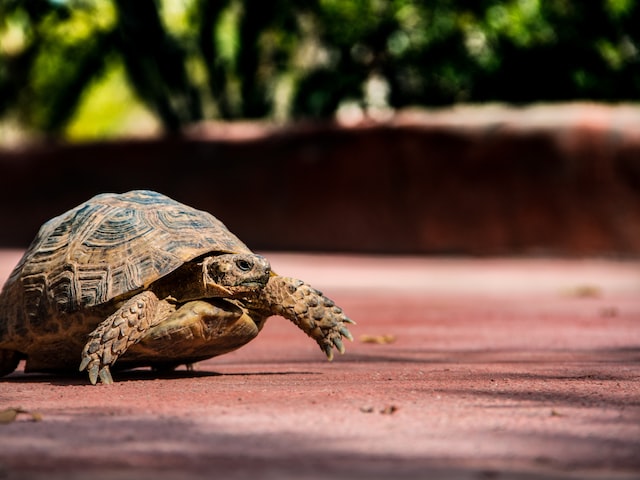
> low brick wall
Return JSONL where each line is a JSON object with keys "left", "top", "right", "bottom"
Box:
{"left": 1, "top": 104, "right": 639, "bottom": 255}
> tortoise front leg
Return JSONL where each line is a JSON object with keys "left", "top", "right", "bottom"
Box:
{"left": 250, "top": 276, "right": 355, "bottom": 360}
{"left": 79, "top": 291, "right": 175, "bottom": 385}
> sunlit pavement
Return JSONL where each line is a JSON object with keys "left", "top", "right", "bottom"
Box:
{"left": 1, "top": 250, "right": 639, "bottom": 480}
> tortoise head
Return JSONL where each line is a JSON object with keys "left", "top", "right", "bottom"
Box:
{"left": 202, "top": 254, "right": 271, "bottom": 298}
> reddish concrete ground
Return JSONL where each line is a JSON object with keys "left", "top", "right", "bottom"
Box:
{"left": 1, "top": 251, "right": 639, "bottom": 480}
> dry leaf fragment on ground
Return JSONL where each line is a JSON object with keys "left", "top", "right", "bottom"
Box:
{"left": 563, "top": 285, "right": 602, "bottom": 298}
{"left": 359, "top": 334, "right": 396, "bottom": 344}
{"left": 0, "top": 407, "right": 43, "bottom": 424}
{"left": 359, "top": 405, "right": 399, "bottom": 415}
{"left": 380, "top": 405, "right": 399, "bottom": 415}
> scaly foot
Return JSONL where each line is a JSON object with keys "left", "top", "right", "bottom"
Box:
{"left": 79, "top": 291, "right": 174, "bottom": 384}
{"left": 250, "top": 276, "right": 355, "bottom": 360}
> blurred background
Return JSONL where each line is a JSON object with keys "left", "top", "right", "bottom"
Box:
{"left": 1, "top": 0, "right": 639, "bottom": 255}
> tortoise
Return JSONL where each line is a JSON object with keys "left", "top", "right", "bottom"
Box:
{"left": 0, "top": 190, "right": 353, "bottom": 384}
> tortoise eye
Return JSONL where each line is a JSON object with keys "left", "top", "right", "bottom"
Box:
{"left": 236, "top": 259, "right": 253, "bottom": 272}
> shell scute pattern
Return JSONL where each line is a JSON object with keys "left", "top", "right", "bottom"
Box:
{"left": 77, "top": 207, "right": 153, "bottom": 252}
{"left": 13, "top": 190, "right": 249, "bottom": 317}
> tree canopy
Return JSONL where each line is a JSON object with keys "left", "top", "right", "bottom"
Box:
{"left": 1, "top": 0, "right": 639, "bottom": 140}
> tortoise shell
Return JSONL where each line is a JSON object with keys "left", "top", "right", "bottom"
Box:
{"left": 6, "top": 190, "right": 251, "bottom": 317}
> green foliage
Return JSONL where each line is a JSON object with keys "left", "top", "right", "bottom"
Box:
{"left": 1, "top": 0, "right": 639, "bottom": 139}
{"left": 65, "top": 60, "right": 159, "bottom": 139}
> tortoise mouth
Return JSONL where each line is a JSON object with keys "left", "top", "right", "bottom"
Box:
{"left": 236, "top": 268, "right": 271, "bottom": 288}
{"left": 226, "top": 285, "right": 264, "bottom": 299}
{"left": 226, "top": 274, "right": 270, "bottom": 296}
{"left": 237, "top": 281, "right": 267, "bottom": 290}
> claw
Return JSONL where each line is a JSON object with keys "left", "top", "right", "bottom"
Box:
{"left": 339, "top": 326, "right": 354, "bottom": 342}
{"left": 79, "top": 356, "right": 90, "bottom": 373}
{"left": 99, "top": 367, "right": 114, "bottom": 385}
{"left": 343, "top": 318, "right": 356, "bottom": 325}
{"left": 84, "top": 360, "right": 114, "bottom": 385}
{"left": 88, "top": 364, "right": 99, "bottom": 385}
{"left": 333, "top": 337, "right": 345, "bottom": 354}
{"left": 323, "top": 344, "right": 334, "bottom": 361}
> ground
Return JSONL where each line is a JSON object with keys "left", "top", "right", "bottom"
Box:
{"left": 0, "top": 251, "right": 639, "bottom": 480}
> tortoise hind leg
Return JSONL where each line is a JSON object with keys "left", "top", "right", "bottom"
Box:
{"left": 0, "top": 348, "right": 21, "bottom": 377}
